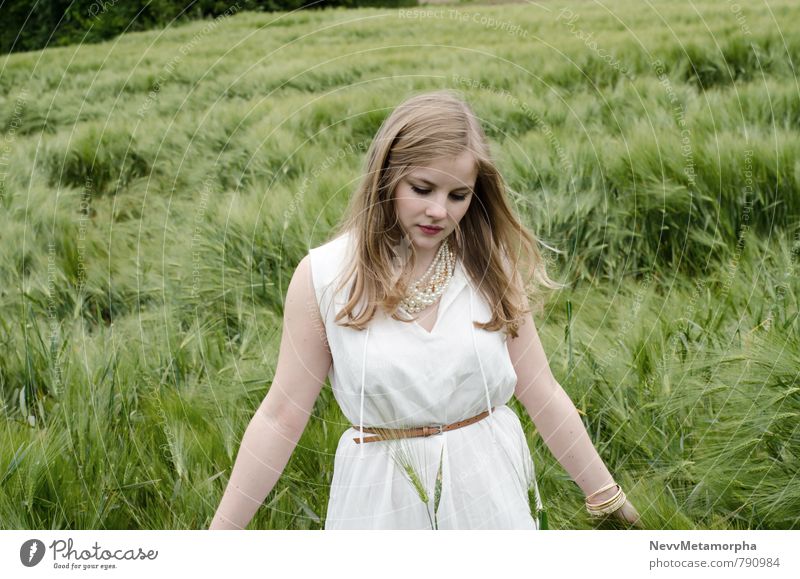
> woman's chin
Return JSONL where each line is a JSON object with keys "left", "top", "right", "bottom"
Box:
{"left": 412, "top": 235, "right": 440, "bottom": 248}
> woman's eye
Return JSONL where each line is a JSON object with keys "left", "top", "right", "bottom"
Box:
{"left": 411, "top": 185, "right": 467, "bottom": 201}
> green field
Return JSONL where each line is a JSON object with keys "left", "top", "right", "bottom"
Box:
{"left": 1, "top": 0, "right": 798, "bottom": 529}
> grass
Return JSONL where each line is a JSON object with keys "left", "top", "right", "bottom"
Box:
{"left": 0, "top": 0, "right": 798, "bottom": 529}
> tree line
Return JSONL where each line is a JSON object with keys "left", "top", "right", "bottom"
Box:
{"left": 1, "top": 0, "right": 416, "bottom": 55}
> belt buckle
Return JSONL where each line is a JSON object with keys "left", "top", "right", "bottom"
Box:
{"left": 422, "top": 424, "right": 444, "bottom": 437}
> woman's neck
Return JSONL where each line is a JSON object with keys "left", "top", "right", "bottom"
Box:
{"left": 411, "top": 244, "right": 440, "bottom": 281}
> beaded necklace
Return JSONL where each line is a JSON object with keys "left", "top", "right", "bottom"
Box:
{"left": 398, "top": 238, "right": 455, "bottom": 315}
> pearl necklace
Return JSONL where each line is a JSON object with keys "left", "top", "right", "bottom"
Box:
{"left": 399, "top": 238, "right": 455, "bottom": 315}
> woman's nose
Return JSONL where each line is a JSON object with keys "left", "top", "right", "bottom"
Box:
{"left": 425, "top": 200, "right": 448, "bottom": 220}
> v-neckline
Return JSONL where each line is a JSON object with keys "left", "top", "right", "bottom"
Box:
{"left": 411, "top": 303, "right": 441, "bottom": 336}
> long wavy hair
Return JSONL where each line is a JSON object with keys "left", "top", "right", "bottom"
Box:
{"left": 327, "top": 89, "right": 564, "bottom": 339}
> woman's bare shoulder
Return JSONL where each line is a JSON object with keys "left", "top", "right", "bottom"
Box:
{"left": 283, "top": 254, "right": 329, "bottom": 354}
{"left": 289, "top": 255, "right": 319, "bottom": 316}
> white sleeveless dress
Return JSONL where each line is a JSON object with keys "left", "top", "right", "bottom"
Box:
{"left": 308, "top": 230, "right": 543, "bottom": 529}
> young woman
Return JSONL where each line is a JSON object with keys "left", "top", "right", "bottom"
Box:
{"left": 209, "top": 90, "right": 641, "bottom": 530}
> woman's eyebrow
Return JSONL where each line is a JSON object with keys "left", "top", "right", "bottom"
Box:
{"left": 410, "top": 176, "right": 473, "bottom": 192}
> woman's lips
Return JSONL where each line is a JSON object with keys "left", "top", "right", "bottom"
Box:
{"left": 418, "top": 225, "right": 442, "bottom": 235}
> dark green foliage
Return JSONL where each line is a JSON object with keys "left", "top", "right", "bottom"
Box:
{"left": 0, "top": 0, "right": 418, "bottom": 55}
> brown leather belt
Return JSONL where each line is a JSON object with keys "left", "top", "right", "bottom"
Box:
{"left": 352, "top": 407, "right": 495, "bottom": 444}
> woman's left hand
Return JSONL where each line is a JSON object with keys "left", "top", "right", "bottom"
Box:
{"left": 612, "top": 498, "right": 642, "bottom": 528}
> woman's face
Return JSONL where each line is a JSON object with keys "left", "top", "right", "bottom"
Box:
{"left": 392, "top": 151, "right": 477, "bottom": 254}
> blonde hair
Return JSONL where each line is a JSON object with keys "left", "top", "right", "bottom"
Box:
{"left": 327, "top": 89, "right": 563, "bottom": 339}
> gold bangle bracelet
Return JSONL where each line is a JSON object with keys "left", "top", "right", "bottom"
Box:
{"left": 587, "top": 487, "right": 623, "bottom": 509}
{"left": 587, "top": 489, "right": 626, "bottom": 516}
{"left": 585, "top": 482, "right": 619, "bottom": 503}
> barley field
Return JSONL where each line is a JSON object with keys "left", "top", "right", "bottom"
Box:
{"left": 1, "top": 0, "right": 798, "bottom": 530}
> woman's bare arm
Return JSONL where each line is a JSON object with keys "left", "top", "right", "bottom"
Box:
{"left": 507, "top": 305, "right": 617, "bottom": 500}
{"left": 209, "top": 255, "right": 332, "bottom": 529}
{"left": 508, "top": 298, "right": 640, "bottom": 525}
